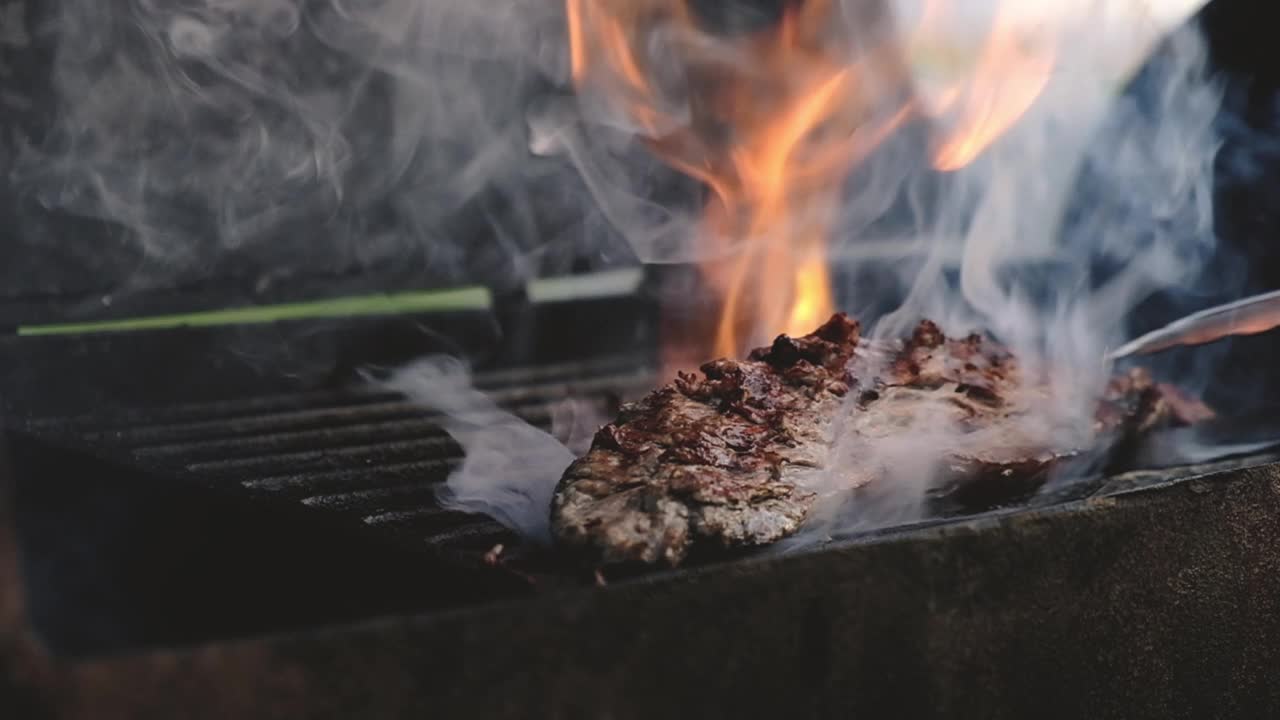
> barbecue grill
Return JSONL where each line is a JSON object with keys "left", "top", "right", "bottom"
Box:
{"left": 5, "top": 1, "right": 1280, "bottom": 718}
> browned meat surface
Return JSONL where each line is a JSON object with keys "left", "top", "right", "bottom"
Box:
{"left": 550, "top": 314, "right": 1210, "bottom": 567}
{"left": 550, "top": 315, "right": 860, "bottom": 566}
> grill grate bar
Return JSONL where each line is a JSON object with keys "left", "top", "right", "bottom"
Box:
{"left": 361, "top": 506, "right": 506, "bottom": 544}
{"left": 23, "top": 355, "right": 647, "bottom": 431}
{"left": 301, "top": 483, "right": 442, "bottom": 515}
{"left": 183, "top": 437, "right": 468, "bottom": 481}
{"left": 24, "top": 387, "right": 391, "bottom": 433}
{"left": 424, "top": 521, "right": 514, "bottom": 550}
{"left": 85, "top": 399, "right": 425, "bottom": 446}
{"left": 136, "top": 416, "right": 461, "bottom": 464}
{"left": 242, "top": 459, "right": 460, "bottom": 499}
{"left": 106, "top": 372, "right": 648, "bottom": 449}
{"left": 362, "top": 507, "right": 461, "bottom": 527}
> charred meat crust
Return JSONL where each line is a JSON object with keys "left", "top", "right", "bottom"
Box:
{"left": 550, "top": 314, "right": 1210, "bottom": 567}
{"left": 551, "top": 314, "right": 859, "bottom": 566}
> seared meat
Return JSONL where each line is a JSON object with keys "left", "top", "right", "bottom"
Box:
{"left": 550, "top": 314, "right": 1209, "bottom": 567}
{"left": 551, "top": 315, "right": 859, "bottom": 566}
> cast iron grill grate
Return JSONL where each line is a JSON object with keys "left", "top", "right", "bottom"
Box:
{"left": 19, "top": 355, "right": 656, "bottom": 555}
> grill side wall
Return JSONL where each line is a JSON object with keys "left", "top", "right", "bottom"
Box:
{"left": 25, "top": 464, "right": 1280, "bottom": 720}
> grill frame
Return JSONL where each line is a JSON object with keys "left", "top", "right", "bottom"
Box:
{"left": 7, "top": 0, "right": 1280, "bottom": 714}
{"left": 4, "top": 445, "right": 1280, "bottom": 718}
{"left": 0, "top": 295, "right": 661, "bottom": 660}
{"left": 2, "top": 293, "right": 1280, "bottom": 718}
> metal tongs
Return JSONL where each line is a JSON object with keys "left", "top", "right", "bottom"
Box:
{"left": 1108, "top": 289, "right": 1280, "bottom": 360}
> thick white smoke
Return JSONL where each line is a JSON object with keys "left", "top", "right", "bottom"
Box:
{"left": 381, "top": 356, "right": 615, "bottom": 541}
{"left": 804, "top": 12, "right": 1225, "bottom": 534}
{"left": 382, "top": 356, "right": 575, "bottom": 541}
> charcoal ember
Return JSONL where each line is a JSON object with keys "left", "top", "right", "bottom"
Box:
{"left": 550, "top": 313, "right": 1210, "bottom": 567}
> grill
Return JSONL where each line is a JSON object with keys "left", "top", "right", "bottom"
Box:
{"left": 0, "top": 296, "right": 661, "bottom": 659}
{"left": 7, "top": 0, "right": 1280, "bottom": 718}
{"left": 30, "top": 354, "right": 652, "bottom": 555}
{"left": 6, "top": 299, "right": 1280, "bottom": 720}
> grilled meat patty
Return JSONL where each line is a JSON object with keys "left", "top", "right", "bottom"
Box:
{"left": 550, "top": 314, "right": 1210, "bottom": 567}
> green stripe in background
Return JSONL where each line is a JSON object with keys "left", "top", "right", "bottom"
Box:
{"left": 16, "top": 287, "right": 492, "bottom": 336}
{"left": 14, "top": 269, "right": 646, "bottom": 337}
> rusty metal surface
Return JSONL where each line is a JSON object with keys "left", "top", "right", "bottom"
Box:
{"left": 4, "top": 454, "right": 1279, "bottom": 719}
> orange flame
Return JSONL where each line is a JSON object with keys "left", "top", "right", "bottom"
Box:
{"left": 566, "top": 0, "right": 1056, "bottom": 361}
{"left": 913, "top": 2, "right": 1058, "bottom": 171}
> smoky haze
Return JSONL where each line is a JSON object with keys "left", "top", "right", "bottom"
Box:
{"left": 3, "top": 0, "right": 641, "bottom": 300}
{"left": 390, "top": 1, "right": 1239, "bottom": 546}
{"left": 382, "top": 356, "right": 574, "bottom": 541}
{"left": 3, "top": 2, "right": 1258, "bottom": 548}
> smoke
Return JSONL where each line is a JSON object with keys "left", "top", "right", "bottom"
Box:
{"left": 5, "top": 0, "right": 633, "bottom": 294}
{"left": 385, "top": 1, "right": 1229, "bottom": 546}
{"left": 548, "top": 395, "right": 612, "bottom": 456}
{"left": 381, "top": 356, "right": 575, "bottom": 541}
{"left": 380, "top": 356, "right": 619, "bottom": 541}
{"left": 866, "top": 19, "right": 1219, "bottom": 354}
{"left": 10, "top": 2, "right": 1219, "bottom": 319}
{"left": 7, "top": 1, "right": 1250, "bottom": 547}
{"left": 806, "top": 12, "right": 1227, "bottom": 532}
